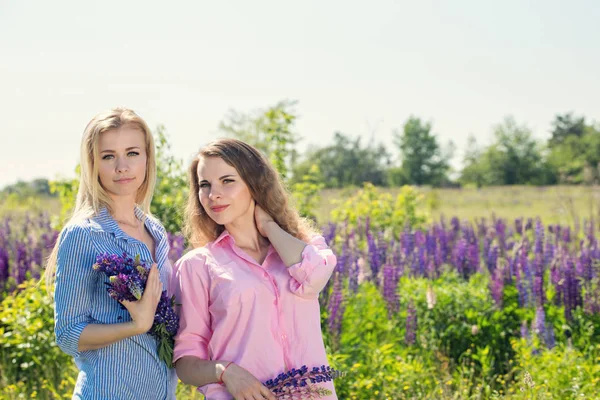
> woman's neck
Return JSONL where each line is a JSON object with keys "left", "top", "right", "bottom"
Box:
{"left": 109, "top": 196, "right": 138, "bottom": 225}
{"left": 225, "top": 214, "right": 269, "bottom": 252}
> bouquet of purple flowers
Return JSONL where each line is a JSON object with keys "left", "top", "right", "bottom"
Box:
{"left": 263, "top": 365, "right": 344, "bottom": 399}
{"left": 93, "top": 253, "right": 179, "bottom": 367}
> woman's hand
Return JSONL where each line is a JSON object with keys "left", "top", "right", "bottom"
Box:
{"left": 254, "top": 203, "right": 276, "bottom": 238}
{"left": 120, "top": 263, "right": 162, "bottom": 334}
{"left": 221, "top": 363, "right": 276, "bottom": 400}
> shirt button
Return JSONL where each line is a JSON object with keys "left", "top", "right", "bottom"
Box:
{"left": 282, "top": 334, "right": 287, "bottom": 340}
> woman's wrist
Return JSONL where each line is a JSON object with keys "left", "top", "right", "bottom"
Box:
{"left": 216, "top": 361, "right": 234, "bottom": 383}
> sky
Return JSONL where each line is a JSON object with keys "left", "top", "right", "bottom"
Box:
{"left": 1, "top": 0, "right": 599, "bottom": 188}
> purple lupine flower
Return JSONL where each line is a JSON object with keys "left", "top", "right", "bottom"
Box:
{"left": 437, "top": 225, "right": 449, "bottom": 263}
{"left": 327, "top": 273, "right": 344, "bottom": 340}
{"left": 92, "top": 252, "right": 179, "bottom": 367}
{"left": 434, "top": 243, "right": 443, "bottom": 273}
{"left": 562, "top": 256, "right": 576, "bottom": 321}
{"left": 348, "top": 258, "right": 360, "bottom": 293}
{"left": 520, "top": 320, "right": 530, "bottom": 341}
{"left": 32, "top": 245, "right": 43, "bottom": 269}
{"left": 486, "top": 245, "right": 499, "bottom": 273}
{"left": 382, "top": 264, "right": 399, "bottom": 317}
{"left": 515, "top": 218, "right": 523, "bottom": 236}
{"left": 377, "top": 231, "right": 388, "bottom": 274}
{"left": 0, "top": 246, "right": 9, "bottom": 286}
{"left": 490, "top": 266, "right": 504, "bottom": 307}
{"left": 483, "top": 234, "right": 492, "bottom": 266}
{"left": 533, "top": 306, "right": 546, "bottom": 336}
{"left": 452, "top": 239, "right": 468, "bottom": 278}
{"left": 518, "top": 241, "right": 533, "bottom": 307}
{"left": 544, "top": 240, "right": 555, "bottom": 268}
{"left": 366, "top": 229, "right": 381, "bottom": 277}
{"left": 451, "top": 217, "right": 460, "bottom": 234}
{"left": 467, "top": 241, "right": 480, "bottom": 275}
{"left": 336, "top": 239, "right": 349, "bottom": 275}
{"left": 513, "top": 248, "right": 528, "bottom": 307}
{"left": 323, "top": 222, "right": 337, "bottom": 247}
{"left": 525, "top": 218, "right": 533, "bottom": 231}
{"left": 534, "top": 219, "right": 544, "bottom": 254}
{"left": 401, "top": 226, "right": 414, "bottom": 259}
{"left": 16, "top": 241, "right": 28, "bottom": 284}
{"left": 405, "top": 299, "right": 417, "bottom": 346}
{"left": 263, "top": 364, "right": 342, "bottom": 397}
{"left": 562, "top": 226, "right": 571, "bottom": 244}
{"left": 476, "top": 217, "right": 487, "bottom": 237}
{"left": 545, "top": 324, "right": 556, "bottom": 349}
{"left": 415, "top": 231, "right": 426, "bottom": 276}
{"left": 532, "top": 252, "right": 545, "bottom": 307}
{"left": 167, "top": 233, "right": 186, "bottom": 264}
{"left": 495, "top": 219, "right": 507, "bottom": 254}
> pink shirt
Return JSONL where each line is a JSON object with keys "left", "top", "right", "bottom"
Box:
{"left": 173, "top": 231, "right": 338, "bottom": 400}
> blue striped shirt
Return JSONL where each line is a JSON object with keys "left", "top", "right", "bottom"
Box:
{"left": 54, "top": 206, "right": 177, "bottom": 400}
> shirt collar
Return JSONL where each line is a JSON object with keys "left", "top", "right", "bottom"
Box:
{"left": 94, "top": 205, "right": 151, "bottom": 242}
{"left": 213, "top": 229, "right": 232, "bottom": 246}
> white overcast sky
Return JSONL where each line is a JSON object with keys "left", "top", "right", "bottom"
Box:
{"left": 1, "top": 0, "right": 599, "bottom": 187}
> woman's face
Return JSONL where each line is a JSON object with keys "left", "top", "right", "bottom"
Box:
{"left": 97, "top": 126, "right": 147, "bottom": 201}
{"left": 196, "top": 156, "right": 253, "bottom": 226}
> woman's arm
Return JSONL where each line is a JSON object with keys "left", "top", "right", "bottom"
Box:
{"left": 255, "top": 205, "right": 337, "bottom": 298}
{"left": 176, "top": 357, "right": 275, "bottom": 400}
{"left": 262, "top": 219, "right": 307, "bottom": 267}
{"left": 55, "top": 224, "right": 163, "bottom": 355}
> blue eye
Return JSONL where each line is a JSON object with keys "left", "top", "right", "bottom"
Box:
{"left": 199, "top": 183, "right": 210, "bottom": 188}
{"left": 128, "top": 151, "right": 140, "bottom": 157}
{"left": 223, "top": 179, "right": 234, "bottom": 184}
{"left": 102, "top": 154, "right": 114, "bottom": 160}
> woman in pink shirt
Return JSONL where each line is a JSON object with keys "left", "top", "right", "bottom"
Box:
{"left": 173, "top": 138, "right": 338, "bottom": 400}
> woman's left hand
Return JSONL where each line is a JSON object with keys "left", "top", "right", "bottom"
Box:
{"left": 254, "top": 203, "right": 275, "bottom": 238}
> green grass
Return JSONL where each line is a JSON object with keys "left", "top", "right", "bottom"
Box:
{"left": 315, "top": 185, "right": 600, "bottom": 226}
{"left": 3, "top": 185, "right": 599, "bottom": 229}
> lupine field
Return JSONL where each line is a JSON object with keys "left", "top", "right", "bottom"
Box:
{"left": 2, "top": 190, "right": 600, "bottom": 399}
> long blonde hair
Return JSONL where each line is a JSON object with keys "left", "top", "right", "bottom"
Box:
{"left": 184, "top": 138, "right": 316, "bottom": 247}
{"left": 45, "top": 107, "right": 157, "bottom": 290}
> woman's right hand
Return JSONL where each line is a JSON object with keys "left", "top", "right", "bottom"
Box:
{"left": 120, "top": 263, "right": 162, "bottom": 334}
{"left": 221, "top": 363, "right": 276, "bottom": 400}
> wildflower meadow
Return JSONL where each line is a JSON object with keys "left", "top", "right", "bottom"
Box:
{"left": 1, "top": 183, "right": 600, "bottom": 399}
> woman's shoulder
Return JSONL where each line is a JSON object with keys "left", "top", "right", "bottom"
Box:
{"left": 60, "top": 217, "right": 103, "bottom": 240}
{"left": 175, "top": 245, "right": 215, "bottom": 266}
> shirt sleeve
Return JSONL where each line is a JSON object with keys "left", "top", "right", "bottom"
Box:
{"left": 287, "top": 235, "right": 337, "bottom": 299}
{"left": 54, "top": 224, "right": 97, "bottom": 357}
{"left": 173, "top": 253, "right": 212, "bottom": 363}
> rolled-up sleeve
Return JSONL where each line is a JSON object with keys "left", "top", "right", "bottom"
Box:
{"left": 288, "top": 235, "right": 337, "bottom": 299}
{"left": 173, "top": 254, "right": 211, "bottom": 363}
{"left": 54, "top": 224, "right": 97, "bottom": 357}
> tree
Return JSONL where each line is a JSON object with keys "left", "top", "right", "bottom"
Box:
{"left": 150, "top": 125, "right": 188, "bottom": 234}
{"left": 549, "top": 113, "right": 586, "bottom": 147}
{"left": 291, "top": 132, "right": 390, "bottom": 188}
{"left": 394, "top": 116, "right": 453, "bottom": 186}
{"left": 545, "top": 113, "right": 600, "bottom": 184}
{"left": 459, "top": 135, "right": 487, "bottom": 187}
{"left": 219, "top": 100, "right": 300, "bottom": 180}
{"left": 459, "top": 117, "right": 551, "bottom": 186}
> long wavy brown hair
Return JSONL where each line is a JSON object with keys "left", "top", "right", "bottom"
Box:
{"left": 184, "top": 138, "right": 316, "bottom": 247}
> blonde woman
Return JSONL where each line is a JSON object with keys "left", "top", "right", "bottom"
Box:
{"left": 173, "top": 139, "right": 338, "bottom": 400}
{"left": 45, "top": 108, "right": 177, "bottom": 399}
